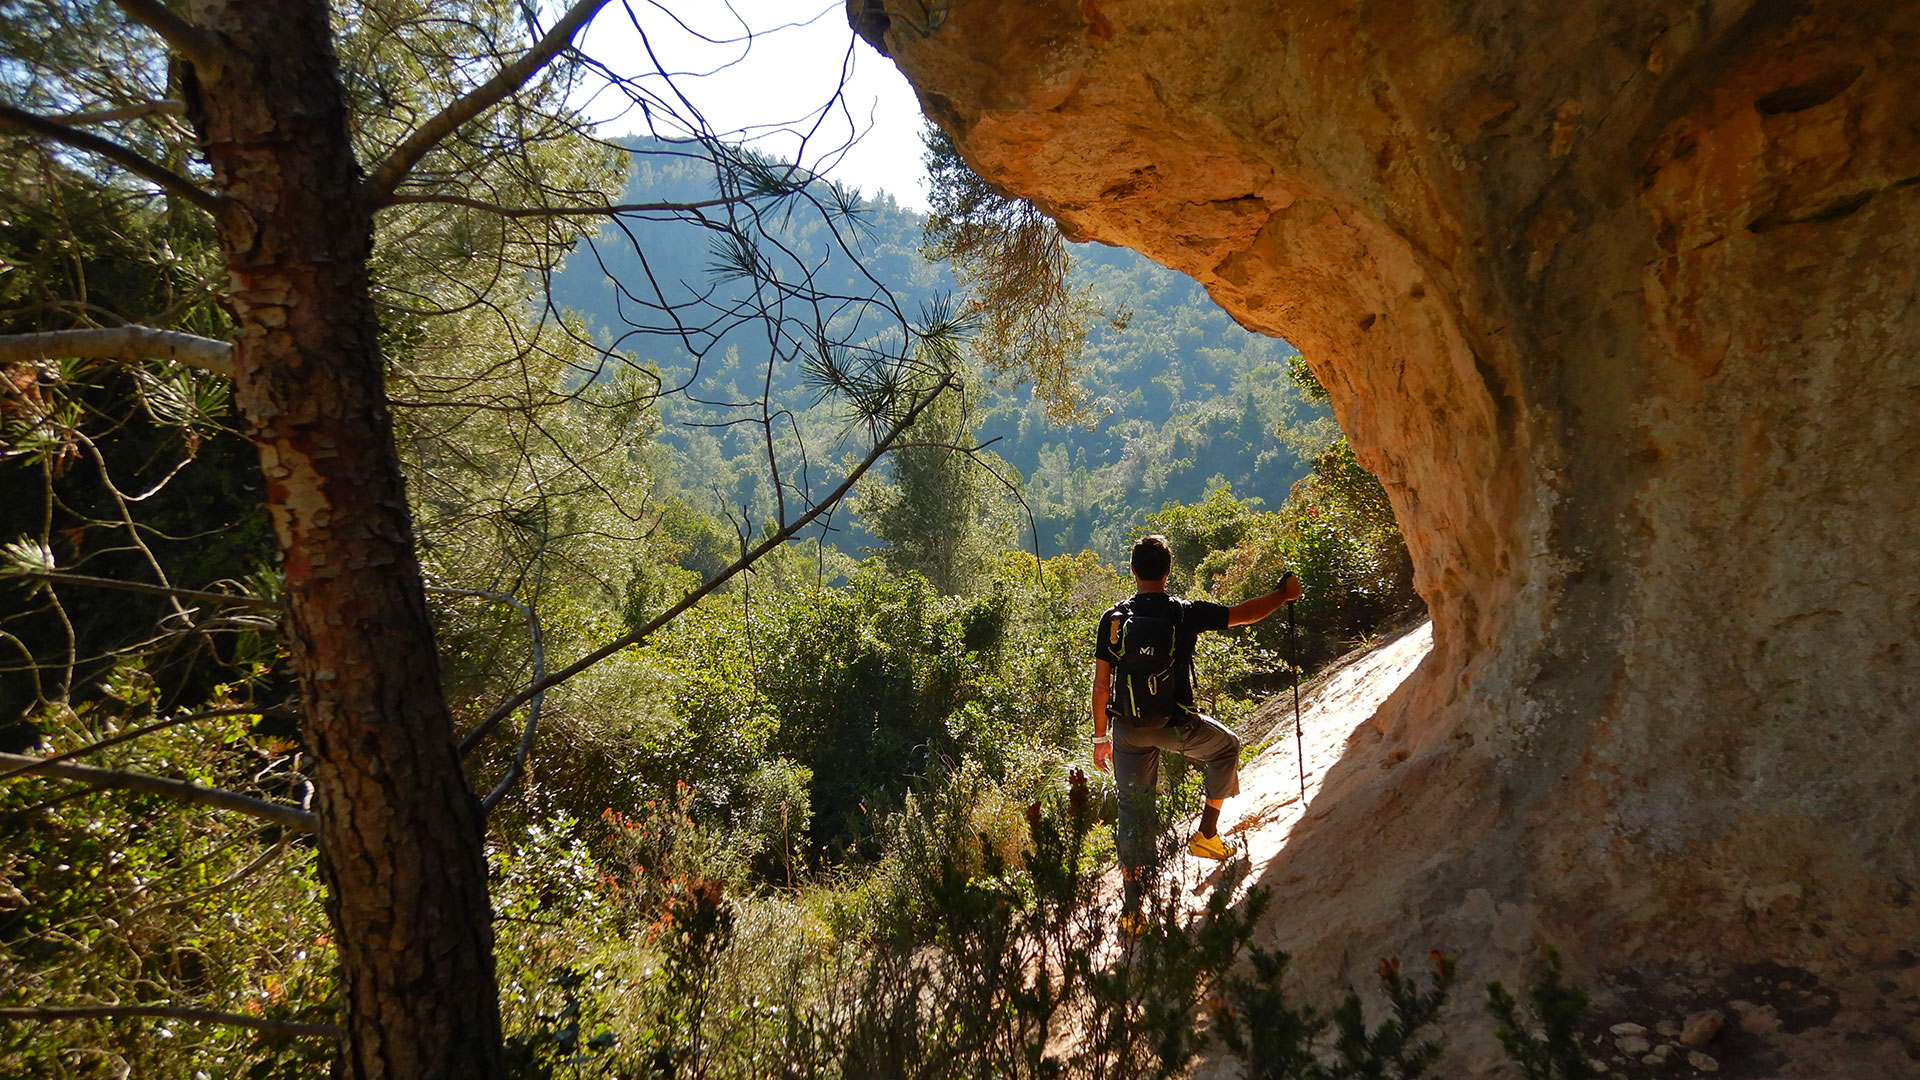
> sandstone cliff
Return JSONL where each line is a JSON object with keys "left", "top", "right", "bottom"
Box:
{"left": 864, "top": 1, "right": 1920, "bottom": 1072}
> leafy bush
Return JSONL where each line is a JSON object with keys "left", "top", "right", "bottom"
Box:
{"left": 509, "top": 548, "right": 1125, "bottom": 876}
{"left": 1147, "top": 442, "right": 1419, "bottom": 677}
{"left": 0, "top": 699, "right": 335, "bottom": 1079}
{"left": 1143, "top": 483, "right": 1270, "bottom": 596}
{"left": 816, "top": 767, "right": 1267, "bottom": 1080}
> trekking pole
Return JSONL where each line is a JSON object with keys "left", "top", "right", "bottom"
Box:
{"left": 1288, "top": 599, "right": 1305, "bottom": 802}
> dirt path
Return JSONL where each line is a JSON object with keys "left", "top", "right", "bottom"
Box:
{"left": 1151, "top": 620, "right": 1435, "bottom": 910}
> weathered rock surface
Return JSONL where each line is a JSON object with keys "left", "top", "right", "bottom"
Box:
{"left": 867, "top": 0, "right": 1920, "bottom": 1072}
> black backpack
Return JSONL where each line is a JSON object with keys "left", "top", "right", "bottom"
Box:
{"left": 1106, "top": 599, "right": 1191, "bottom": 725}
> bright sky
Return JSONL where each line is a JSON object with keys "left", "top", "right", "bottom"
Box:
{"left": 575, "top": 1, "right": 934, "bottom": 211}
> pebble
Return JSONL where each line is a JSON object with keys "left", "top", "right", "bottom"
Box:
{"left": 1680, "top": 1009, "right": 1723, "bottom": 1047}
{"left": 1617, "top": 1036, "right": 1652, "bottom": 1055}
{"left": 1736, "top": 1003, "right": 1781, "bottom": 1035}
{"left": 1609, "top": 1022, "right": 1648, "bottom": 1036}
{"left": 1656, "top": 1020, "right": 1680, "bottom": 1037}
{"left": 1688, "top": 1050, "right": 1719, "bottom": 1072}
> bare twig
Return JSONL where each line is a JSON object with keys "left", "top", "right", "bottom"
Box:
{"left": 0, "top": 326, "right": 234, "bottom": 377}
{"left": 383, "top": 191, "right": 756, "bottom": 219}
{"left": 461, "top": 375, "right": 956, "bottom": 754}
{"left": 132, "top": 838, "right": 289, "bottom": 919}
{"left": 4, "top": 570, "right": 280, "bottom": 611}
{"left": 362, "top": 0, "right": 615, "bottom": 206}
{"left": 0, "top": 1005, "right": 337, "bottom": 1039}
{"left": 0, "top": 104, "right": 222, "bottom": 216}
{"left": 73, "top": 431, "right": 187, "bottom": 620}
{"left": 0, "top": 751, "right": 316, "bottom": 834}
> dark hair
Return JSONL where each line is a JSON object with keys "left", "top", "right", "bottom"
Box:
{"left": 1130, "top": 534, "right": 1172, "bottom": 582}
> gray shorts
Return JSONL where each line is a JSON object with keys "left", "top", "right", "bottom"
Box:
{"left": 1112, "top": 713, "right": 1241, "bottom": 868}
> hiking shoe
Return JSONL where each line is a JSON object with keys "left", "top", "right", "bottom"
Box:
{"left": 1187, "top": 832, "right": 1231, "bottom": 861}
{"left": 1117, "top": 909, "right": 1149, "bottom": 942}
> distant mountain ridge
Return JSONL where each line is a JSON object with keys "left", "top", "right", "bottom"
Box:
{"left": 550, "top": 139, "right": 1331, "bottom": 559}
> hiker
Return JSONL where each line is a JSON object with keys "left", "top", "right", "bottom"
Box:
{"left": 1091, "top": 534, "right": 1301, "bottom": 926}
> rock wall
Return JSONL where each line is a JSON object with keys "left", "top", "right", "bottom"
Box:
{"left": 866, "top": 0, "right": 1920, "bottom": 1070}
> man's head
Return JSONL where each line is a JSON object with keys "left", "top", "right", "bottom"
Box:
{"left": 1130, "top": 534, "right": 1172, "bottom": 584}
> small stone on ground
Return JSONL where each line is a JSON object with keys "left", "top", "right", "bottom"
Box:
{"left": 1680, "top": 1008, "right": 1723, "bottom": 1047}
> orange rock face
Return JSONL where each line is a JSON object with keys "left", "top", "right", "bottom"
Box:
{"left": 870, "top": 0, "right": 1920, "bottom": 1069}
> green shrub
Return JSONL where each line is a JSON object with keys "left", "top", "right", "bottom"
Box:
{"left": 0, "top": 701, "right": 335, "bottom": 1079}
{"left": 1191, "top": 439, "right": 1419, "bottom": 674}
{"left": 1486, "top": 948, "right": 1603, "bottom": 1080}
{"left": 1214, "top": 950, "right": 1455, "bottom": 1080}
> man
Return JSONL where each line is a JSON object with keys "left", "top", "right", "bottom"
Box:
{"left": 1091, "top": 534, "right": 1301, "bottom": 927}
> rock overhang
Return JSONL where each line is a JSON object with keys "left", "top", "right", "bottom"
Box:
{"left": 867, "top": 0, "right": 1920, "bottom": 1071}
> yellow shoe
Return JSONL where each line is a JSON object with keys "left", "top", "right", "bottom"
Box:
{"left": 1188, "top": 831, "right": 1231, "bottom": 861}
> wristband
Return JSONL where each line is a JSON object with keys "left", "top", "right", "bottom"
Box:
{"left": 1092, "top": 734, "right": 1111, "bottom": 746}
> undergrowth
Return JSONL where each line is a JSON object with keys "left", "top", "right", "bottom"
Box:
{"left": 484, "top": 767, "right": 1601, "bottom": 1080}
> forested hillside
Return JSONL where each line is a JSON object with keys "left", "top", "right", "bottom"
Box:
{"left": 549, "top": 139, "right": 1334, "bottom": 560}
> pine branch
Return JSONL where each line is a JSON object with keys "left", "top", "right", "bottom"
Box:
{"left": 0, "top": 1004, "right": 337, "bottom": 1039}
{"left": 425, "top": 585, "right": 544, "bottom": 812}
{"left": 48, "top": 100, "right": 187, "bottom": 126}
{"left": 0, "top": 707, "right": 291, "bottom": 784}
{"left": 0, "top": 326, "right": 234, "bottom": 377}
{"left": 107, "top": 0, "right": 228, "bottom": 78}
{"left": 0, "top": 104, "right": 222, "bottom": 216}
{"left": 362, "top": 0, "right": 614, "bottom": 207}
{"left": 0, "top": 751, "right": 317, "bottom": 834}
{"left": 461, "top": 375, "right": 957, "bottom": 754}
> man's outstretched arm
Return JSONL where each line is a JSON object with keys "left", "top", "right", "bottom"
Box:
{"left": 1225, "top": 571, "right": 1302, "bottom": 627}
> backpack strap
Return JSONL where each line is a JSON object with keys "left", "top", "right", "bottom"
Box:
{"left": 1166, "top": 600, "right": 1193, "bottom": 716}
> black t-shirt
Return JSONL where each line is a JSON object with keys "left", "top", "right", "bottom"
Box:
{"left": 1093, "top": 592, "right": 1230, "bottom": 715}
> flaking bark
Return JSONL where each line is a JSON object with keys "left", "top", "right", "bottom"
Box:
{"left": 180, "top": 2, "right": 505, "bottom": 1076}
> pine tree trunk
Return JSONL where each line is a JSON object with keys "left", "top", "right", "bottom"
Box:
{"left": 182, "top": 3, "right": 504, "bottom": 1077}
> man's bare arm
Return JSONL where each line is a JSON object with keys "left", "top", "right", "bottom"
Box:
{"left": 1091, "top": 658, "right": 1112, "bottom": 735}
{"left": 1090, "top": 657, "right": 1114, "bottom": 772}
{"left": 1225, "top": 572, "right": 1302, "bottom": 627}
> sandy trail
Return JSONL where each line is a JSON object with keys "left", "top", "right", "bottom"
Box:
{"left": 1154, "top": 620, "right": 1434, "bottom": 908}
